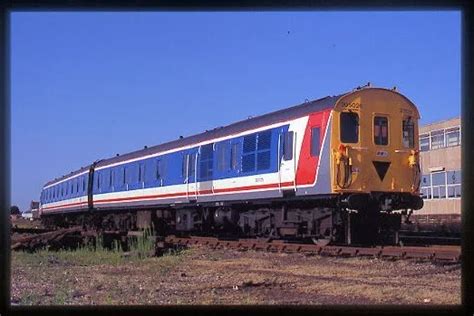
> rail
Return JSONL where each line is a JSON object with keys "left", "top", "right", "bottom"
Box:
{"left": 165, "top": 235, "right": 461, "bottom": 263}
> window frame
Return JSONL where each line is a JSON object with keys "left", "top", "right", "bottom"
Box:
{"left": 402, "top": 117, "right": 415, "bottom": 149}
{"left": 230, "top": 143, "right": 239, "bottom": 170}
{"left": 373, "top": 115, "right": 389, "bottom": 146}
{"left": 310, "top": 126, "right": 321, "bottom": 157}
{"left": 340, "top": 111, "right": 359, "bottom": 144}
{"left": 282, "top": 130, "right": 294, "bottom": 161}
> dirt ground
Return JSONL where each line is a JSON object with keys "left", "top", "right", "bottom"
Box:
{"left": 11, "top": 245, "right": 461, "bottom": 305}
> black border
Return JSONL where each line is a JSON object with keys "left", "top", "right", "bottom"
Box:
{"left": 1, "top": 2, "right": 472, "bottom": 316}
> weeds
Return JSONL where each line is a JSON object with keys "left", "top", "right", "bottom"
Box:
{"left": 14, "top": 228, "right": 165, "bottom": 267}
{"left": 128, "top": 227, "right": 156, "bottom": 259}
{"left": 13, "top": 229, "right": 190, "bottom": 305}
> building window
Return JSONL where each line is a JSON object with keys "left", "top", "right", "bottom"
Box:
{"left": 420, "top": 170, "right": 461, "bottom": 200}
{"left": 374, "top": 116, "right": 389, "bottom": 145}
{"left": 419, "top": 133, "right": 430, "bottom": 152}
{"left": 123, "top": 167, "right": 127, "bottom": 185}
{"left": 340, "top": 112, "right": 359, "bottom": 143}
{"left": 447, "top": 170, "right": 461, "bottom": 198}
{"left": 402, "top": 118, "right": 415, "bottom": 148}
{"left": 310, "top": 127, "right": 321, "bottom": 156}
{"left": 283, "top": 131, "right": 294, "bottom": 161}
{"left": 430, "top": 130, "right": 445, "bottom": 150}
{"left": 446, "top": 127, "right": 460, "bottom": 147}
{"left": 431, "top": 172, "right": 446, "bottom": 199}
{"left": 420, "top": 174, "right": 431, "bottom": 199}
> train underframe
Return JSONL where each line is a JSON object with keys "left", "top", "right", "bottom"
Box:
{"left": 41, "top": 192, "right": 423, "bottom": 246}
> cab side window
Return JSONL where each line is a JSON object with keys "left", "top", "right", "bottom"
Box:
{"left": 310, "top": 127, "right": 321, "bottom": 156}
{"left": 340, "top": 112, "right": 359, "bottom": 143}
{"left": 374, "top": 116, "right": 388, "bottom": 145}
{"left": 402, "top": 117, "right": 415, "bottom": 148}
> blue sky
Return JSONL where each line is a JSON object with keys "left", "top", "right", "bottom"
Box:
{"left": 11, "top": 11, "right": 461, "bottom": 211}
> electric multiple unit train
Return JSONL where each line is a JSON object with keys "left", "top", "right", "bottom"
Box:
{"left": 39, "top": 86, "right": 423, "bottom": 245}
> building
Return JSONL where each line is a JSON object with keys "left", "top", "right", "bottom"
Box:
{"left": 30, "top": 200, "right": 40, "bottom": 219}
{"left": 414, "top": 117, "right": 461, "bottom": 230}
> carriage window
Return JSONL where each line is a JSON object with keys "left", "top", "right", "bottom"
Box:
{"left": 188, "top": 153, "right": 196, "bottom": 176}
{"left": 199, "top": 143, "right": 214, "bottom": 180}
{"left": 139, "top": 164, "right": 144, "bottom": 182}
{"left": 340, "top": 112, "right": 359, "bottom": 143}
{"left": 283, "top": 131, "right": 294, "bottom": 160}
{"left": 156, "top": 160, "right": 161, "bottom": 179}
{"left": 311, "top": 127, "right": 321, "bottom": 156}
{"left": 217, "top": 143, "right": 228, "bottom": 171}
{"left": 242, "top": 134, "right": 257, "bottom": 172}
{"left": 231, "top": 143, "right": 239, "bottom": 170}
{"left": 374, "top": 116, "right": 388, "bottom": 145}
{"left": 182, "top": 154, "right": 188, "bottom": 177}
{"left": 402, "top": 118, "right": 415, "bottom": 148}
{"left": 257, "top": 131, "right": 271, "bottom": 171}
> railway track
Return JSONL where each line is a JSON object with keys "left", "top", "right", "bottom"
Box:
{"left": 10, "top": 227, "right": 462, "bottom": 263}
{"left": 165, "top": 235, "right": 462, "bottom": 263}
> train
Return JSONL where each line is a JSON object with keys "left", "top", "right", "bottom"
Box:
{"left": 38, "top": 85, "right": 423, "bottom": 245}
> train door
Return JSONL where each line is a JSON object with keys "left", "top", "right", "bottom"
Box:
{"left": 184, "top": 149, "right": 198, "bottom": 200}
{"left": 371, "top": 114, "right": 392, "bottom": 189}
{"left": 278, "top": 127, "right": 296, "bottom": 192}
{"left": 295, "top": 112, "right": 325, "bottom": 186}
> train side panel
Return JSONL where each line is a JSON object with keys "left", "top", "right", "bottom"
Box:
{"left": 40, "top": 172, "right": 90, "bottom": 215}
{"left": 90, "top": 118, "right": 306, "bottom": 209}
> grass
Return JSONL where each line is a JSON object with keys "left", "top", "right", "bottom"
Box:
{"left": 14, "top": 228, "right": 163, "bottom": 267}
{"left": 12, "top": 229, "right": 190, "bottom": 305}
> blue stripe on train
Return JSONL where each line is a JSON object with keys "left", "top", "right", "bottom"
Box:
{"left": 42, "top": 124, "right": 290, "bottom": 204}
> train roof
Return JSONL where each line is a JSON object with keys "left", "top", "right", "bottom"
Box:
{"left": 44, "top": 165, "right": 92, "bottom": 187}
{"left": 42, "top": 87, "right": 421, "bottom": 189}
{"left": 43, "top": 91, "right": 346, "bottom": 187}
{"left": 95, "top": 93, "right": 343, "bottom": 169}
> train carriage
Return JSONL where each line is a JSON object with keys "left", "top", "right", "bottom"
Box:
{"left": 39, "top": 86, "right": 423, "bottom": 245}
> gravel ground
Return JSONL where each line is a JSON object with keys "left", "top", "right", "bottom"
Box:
{"left": 11, "top": 245, "right": 461, "bottom": 305}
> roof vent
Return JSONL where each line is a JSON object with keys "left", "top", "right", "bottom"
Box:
{"left": 144, "top": 145, "right": 148, "bottom": 149}
{"left": 116, "top": 154, "right": 120, "bottom": 156}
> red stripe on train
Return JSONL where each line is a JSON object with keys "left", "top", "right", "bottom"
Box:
{"left": 296, "top": 109, "right": 331, "bottom": 185}
{"left": 42, "top": 181, "right": 294, "bottom": 211}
